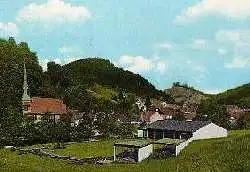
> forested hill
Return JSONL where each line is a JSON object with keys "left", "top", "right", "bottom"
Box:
{"left": 62, "top": 58, "right": 163, "bottom": 97}
{"left": 216, "top": 83, "right": 250, "bottom": 108}
{"left": 0, "top": 38, "right": 169, "bottom": 113}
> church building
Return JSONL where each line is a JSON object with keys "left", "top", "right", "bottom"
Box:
{"left": 22, "top": 63, "right": 67, "bottom": 121}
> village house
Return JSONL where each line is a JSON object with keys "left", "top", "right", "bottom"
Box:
{"left": 140, "top": 103, "right": 199, "bottom": 124}
{"left": 226, "top": 105, "right": 250, "bottom": 121}
{"left": 138, "top": 120, "right": 228, "bottom": 140}
{"left": 121, "top": 120, "right": 228, "bottom": 162}
{"left": 22, "top": 64, "right": 67, "bottom": 121}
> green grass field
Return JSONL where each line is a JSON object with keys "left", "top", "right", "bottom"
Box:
{"left": 54, "top": 140, "right": 114, "bottom": 158}
{"left": 0, "top": 130, "right": 250, "bottom": 172}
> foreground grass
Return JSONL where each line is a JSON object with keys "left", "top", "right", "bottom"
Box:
{"left": 0, "top": 130, "right": 250, "bottom": 172}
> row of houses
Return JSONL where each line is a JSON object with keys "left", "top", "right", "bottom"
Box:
{"left": 140, "top": 102, "right": 250, "bottom": 124}
{"left": 140, "top": 103, "right": 198, "bottom": 123}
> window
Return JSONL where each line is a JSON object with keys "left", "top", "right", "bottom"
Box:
{"left": 23, "top": 105, "right": 29, "bottom": 111}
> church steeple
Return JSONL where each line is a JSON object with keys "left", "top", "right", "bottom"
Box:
{"left": 22, "top": 63, "right": 31, "bottom": 103}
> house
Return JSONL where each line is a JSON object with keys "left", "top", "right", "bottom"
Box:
{"left": 140, "top": 105, "right": 180, "bottom": 124}
{"left": 22, "top": 63, "right": 67, "bottom": 121}
{"left": 226, "top": 105, "right": 250, "bottom": 121}
{"left": 140, "top": 103, "right": 198, "bottom": 124}
{"left": 68, "top": 109, "right": 84, "bottom": 126}
{"left": 139, "top": 120, "right": 227, "bottom": 140}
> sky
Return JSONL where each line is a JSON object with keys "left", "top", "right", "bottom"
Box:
{"left": 1, "top": 0, "right": 250, "bottom": 94}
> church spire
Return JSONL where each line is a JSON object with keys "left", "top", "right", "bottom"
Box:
{"left": 22, "top": 63, "right": 31, "bottom": 103}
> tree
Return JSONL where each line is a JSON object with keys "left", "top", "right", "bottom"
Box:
{"left": 72, "top": 113, "right": 95, "bottom": 141}
{"left": 0, "top": 38, "right": 42, "bottom": 108}
{"left": 95, "top": 112, "right": 118, "bottom": 138}
{"left": 0, "top": 106, "right": 24, "bottom": 146}
{"left": 238, "top": 97, "right": 250, "bottom": 109}
{"left": 236, "top": 113, "right": 250, "bottom": 129}
{"left": 173, "top": 82, "right": 181, "bottom": 87}
{"left": 198, "top": 99, "right": 230, "bottom": 129}
{"left": 54, "top": 120, "right": 71, "bottom": 143}
{"left": 118, "top": 123, "right": 136, "bottom": 138}
{"left": 172, "top": 113, "right": 186, "bottom": 121}
{"left": 145, "top": 96, "right": 151, "bottom": 109}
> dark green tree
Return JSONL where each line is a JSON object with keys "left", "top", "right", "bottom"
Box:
{"left": 236, "top": 113, "right": 250, "bottom": 129}
{"left": 198, "top": 99, "right": 230, "bottom": 129}
{"left": 145, "top": 96, "right": 152, "bottom": 109}
{"left": 72, "top": 113, "right": 95, "bottom": 141}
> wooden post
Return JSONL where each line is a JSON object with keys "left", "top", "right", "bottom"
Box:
{"left": 113, "top": 146, "right": 116, "bottom": 162}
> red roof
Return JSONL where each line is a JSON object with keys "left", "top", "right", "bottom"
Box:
{"left": 29, "top": 97, "right": 67, "bottom": 114}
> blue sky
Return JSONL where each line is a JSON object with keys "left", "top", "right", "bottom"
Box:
{"left": 1, "top": 0, "right": 250, "bottom": 94}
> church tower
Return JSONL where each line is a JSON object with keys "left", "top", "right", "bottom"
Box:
{"left": 22, "top": 63, "right": 31, "bottom": 114}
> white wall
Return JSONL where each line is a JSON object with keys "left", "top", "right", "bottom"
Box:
{"left": 138, "top": 130, "right": 143, "bottom": 138}
{"left": 149, "top": 112, "right": 163, "bottom": 123}
{"left": 175, "top": 138, "right": 193, "bottom": 156}
{"left": 138, "top": 144, "right": 153, "bottom": 162}
{"left": 175, "top": 123, "right": 227, "bottom": 156}
{"left": 192, "top": 123, "right": 227, "bottom": 140}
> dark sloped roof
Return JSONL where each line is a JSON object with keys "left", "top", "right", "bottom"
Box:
{"left": 146, "top": 120, "right": 211, "bottom": 133}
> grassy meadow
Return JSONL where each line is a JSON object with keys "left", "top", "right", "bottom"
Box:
{"left": 54, "top": 140, "right": 114, "bottom": 158}
{"left": 0, "top": 130, "right": 250, "bottom": 172}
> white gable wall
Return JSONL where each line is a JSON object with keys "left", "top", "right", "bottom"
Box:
{"left": 192, "top": 123, "right": 227, "bottom": 140}
{"left": 149, "top": 112, "right": 163, "bottom": 123}
{"left": 138, "top": 130, "right": 143, "bottom": 137}
{"left": 138, "top": 144, "right": 153, "bottom": 162}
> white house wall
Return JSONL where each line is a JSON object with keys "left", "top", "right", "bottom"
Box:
{"left": 175, "top": 138, "right": 193, "bottom": 156}
{"left": 138, "top": 130, "right": 143, "bottom": 138}
{"left": 149, "top": 112, "right": 163, "bottom": 123}
{"left": 138, "top": 144, "right": 153, "bottom": 162}
{"left": 192, "top": 123, "right": 227, "bottom": 140}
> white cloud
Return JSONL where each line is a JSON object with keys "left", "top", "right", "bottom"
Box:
{"left": 155, "top": 62, "right": 167, "bottom": 74}
{"left": 39, "top": 57, "right": 71, "bottom": 71}
{"left": 17, "top": 0, "right": 92, "bottom": 24}
{"left": 119, "top": 55, "right": 153, "bottom": 73}
{"left": 0, "top": 22, "right": 19, "bottom": 37}
{"left": 189, "top": 39, "right": 208, "bottom": 50}
{"left": 40, "top": 58, "right": 63, "bottom": 71}
{"left": 216, "top": 30, "right": 250, "bottom": 43}
{"left": 184, "top": 60, "right": 206, "bottom": 85}
{"left": 155, "top": 42, "right": 173, "bottom": 49}
{"left": 118, "top": 55, "right": 167, "bottom": 74}
{"left": 53, "top": 58, "right": 62, "bottom": 65}
{"left": 119, "top": 55, "right": 135, "bottom": 65}
{"left": 59, "top": 45, "right": 82, "bottom": 56}
{"left": 217, "top": 48, "right": 228, "bottom": 55}
{"left": 215, "top": 30, "right": 250, "bottom": 69}
{"left": 66, "top": 57, "right": 81, "bottom": 64}
{"left": 59, "top": 46, "right": 76, "bottom": 54}
{"left": 39, "top": 58, "right": 50, "bottom": 71}
{"left": 112, "top": 61, "right": 119, "bottom": 68}
{"left": 175, "top": 0, "right": 250, "bottom": 23}
{"left": 202, "top": 88, "right": 225, "bottom": 94}
{"left": 224, "top": 57, "right": 250, "bottom": 69}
